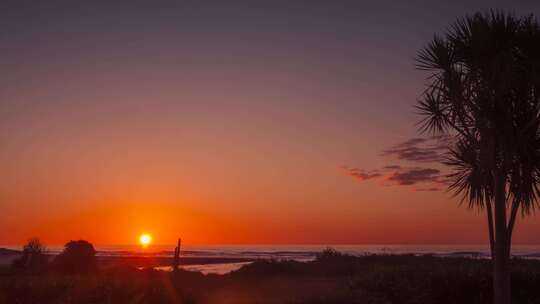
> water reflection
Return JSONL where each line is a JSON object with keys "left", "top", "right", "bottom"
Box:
{"left": 154, "top": 262, "right": 253, "bottom": 275}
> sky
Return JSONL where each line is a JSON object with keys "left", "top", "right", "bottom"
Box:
{"left": 1, "top": 0, "right": 540, "bottom": 246}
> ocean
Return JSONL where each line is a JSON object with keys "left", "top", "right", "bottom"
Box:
{"left": 92, "top": 244, "right": 540, "bottom": 259}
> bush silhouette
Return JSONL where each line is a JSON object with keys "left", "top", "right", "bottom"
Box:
{"left": 53, "top": 240, "right": 97, "bottom": 274}
{"left": 315, "top": 247, "right": 344, "bottom": 261}
{"left": 11, "top": 238, "right": 49, "bottom": 273}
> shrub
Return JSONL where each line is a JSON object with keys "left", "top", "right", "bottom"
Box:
{"left": 11, "top": 238, "right": 49, "bottom": 273}
{"left": 53, "top": 240, "right": 97, "bottom": 274}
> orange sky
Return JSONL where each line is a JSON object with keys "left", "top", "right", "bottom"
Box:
{"left": 1, "top": 1, "right": 540, "bottom": 246}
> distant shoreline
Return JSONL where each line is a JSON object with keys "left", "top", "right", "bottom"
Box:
{"left": 3, "top": 245, "right": 540, "bottom": 271}
{"left": 0, "top": 248, "right": 257, "bottom": 269}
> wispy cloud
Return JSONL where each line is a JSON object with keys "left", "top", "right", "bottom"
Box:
{"left": 381, "top": 136, "right": 450, "bottom": 163}
{"left": 385, "top": 167, "right": 441, "bottom": 185}
{"left": 340, "top": 166, "right": 382, "bottom": 181}
{"left": 341, "top": 136, "right": 452, "bottom": 191}
{"left": 413, "top": 187, "right": 443, "bottom": 192}
{"left": 342, "top": 165, "right": 446, "bottom": 188}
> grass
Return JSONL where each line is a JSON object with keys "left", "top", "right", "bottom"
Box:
{"left": 1, "top": 253, "right": 540, "bottom": 304}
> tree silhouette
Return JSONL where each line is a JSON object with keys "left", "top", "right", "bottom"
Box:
{"left": 416, "top": 11, "right": 540, "bottom": 304}
{"left": 53, "top": 240, "right": 97, "bottom": 274}
{"left": 11, "top": 238, "right": 48, "bottom": 273}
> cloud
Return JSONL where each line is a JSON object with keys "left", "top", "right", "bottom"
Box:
{"left": 413, "top": 187, "right": 443, "bottom": 192}
{"left": 341, "top": 136, "right": 453, "bottom": 191}
{"left": 341, "top": 164, "right": 446, "bottom": 190}
{"left": 386, "top": 168, "right": 441, "bottom": 185}
{"left": 395, "top": 137, "right": 428, "bottom": 147}
{"left": 340, "top": 166, "right": 381, "bottom": 181}
{"left": 381, "top": 136, "right": 450, "bottom": 163}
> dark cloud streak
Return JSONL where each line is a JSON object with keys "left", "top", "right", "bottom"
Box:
{"left": 342, "top": 136, "right": 452, "bottom": 191}
{"left": 381, "top": 136, "right": 450, "bottom": 163}
{"left": 386, "top": 168, "right": 441, "bottom": 185}
{"left": 341, "top": 166, "right": 382, "bottom": 181}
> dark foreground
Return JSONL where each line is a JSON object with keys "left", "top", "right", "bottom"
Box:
{"left": 1, "top": 253, "right": 540, "bottom": 304}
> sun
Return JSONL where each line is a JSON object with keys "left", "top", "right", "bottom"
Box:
{"left": 139, "top": 233, "right": 152, "bottom": 248}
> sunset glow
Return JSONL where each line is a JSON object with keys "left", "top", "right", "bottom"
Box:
{"left": 1, "top": 1, "right": 540, "bottom": 247}
{"left": 139, "top": 234, "right": 152, "bottom": 248}
{"left": 3, "top": 3, "right": 540, "bottom": 304}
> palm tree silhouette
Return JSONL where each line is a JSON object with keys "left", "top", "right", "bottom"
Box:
{"left": 416, "top": 11, "right": 540, "bottom": 304}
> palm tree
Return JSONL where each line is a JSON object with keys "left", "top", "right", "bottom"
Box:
{"left": 416, "top": 11, "right": 540, "bottom": 304}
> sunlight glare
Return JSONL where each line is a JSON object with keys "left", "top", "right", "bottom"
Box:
{"left": 139, "top": 233, "right": 152, "bottom": 248}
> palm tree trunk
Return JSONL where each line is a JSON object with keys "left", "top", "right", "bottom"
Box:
{"left": 493, "top": 173, "right": 510, "bottom": 304}
{"left": 486, "top": 200, "right": 495, "bottom": 259}
{"left": 506, "top": 201, "right": 519, "bottom": 258}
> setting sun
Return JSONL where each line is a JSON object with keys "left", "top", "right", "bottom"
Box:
{"left": 139, "top": 234, "right": 152, "bottom": 247}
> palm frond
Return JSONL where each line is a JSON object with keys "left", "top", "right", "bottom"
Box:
{"left": 417, "top": 11, "right": 540, "bottom": 215}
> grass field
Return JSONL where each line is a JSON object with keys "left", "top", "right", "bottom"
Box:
{"left": 1, "top": 252, "right": 540, "bottom": 304}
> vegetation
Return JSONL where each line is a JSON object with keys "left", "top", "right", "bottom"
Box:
{"left": 2, "top": 252, "right": 540, "bottom": 304}
{"left": 416, "top": 11, "right": 540, "bottom": 304}
{"left": 53, "top": 240, "right": 98, "bottom": 274}
{"left": 10, "top": 240, "right": 98, "bottom": 275}
{"left": 11, "top": 238, "right": 48, "bottom": 274}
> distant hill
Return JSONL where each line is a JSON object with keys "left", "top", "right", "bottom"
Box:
{"left": 0, "top": 248, "right": 21, "bottom": 255}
